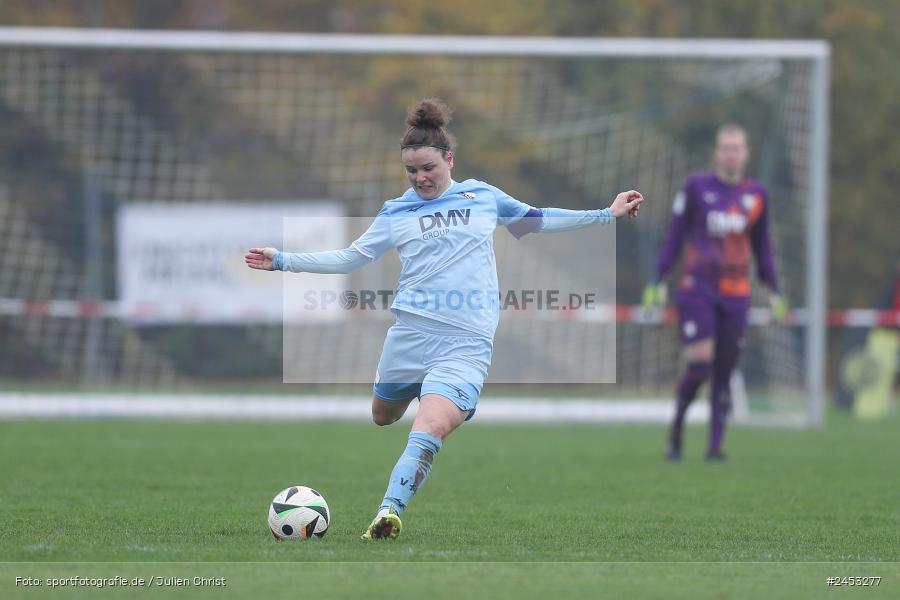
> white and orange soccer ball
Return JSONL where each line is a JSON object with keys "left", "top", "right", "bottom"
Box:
{"left": 267, "top": 486, "right": 330, "bottom": 540}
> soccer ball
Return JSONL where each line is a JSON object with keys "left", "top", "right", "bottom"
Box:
{"left": 267, "top": 486, "right": 330, "bottom": 540}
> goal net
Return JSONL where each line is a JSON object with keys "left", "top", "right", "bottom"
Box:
{"left": 0, "top": 29, "right": 828, "bottom": 426}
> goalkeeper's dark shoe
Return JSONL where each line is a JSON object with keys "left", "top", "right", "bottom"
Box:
{"left": 360, "top": 507, "right": 402, "bottom": 541}
{"left": 665, "top": 438, "right": 682, "bottom": 461}
{"left": 705, "top": 449, "right": 727, "bottom": 462}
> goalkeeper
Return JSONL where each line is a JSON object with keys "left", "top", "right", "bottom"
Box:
{"left": 247, "top": 98, "right": 643, "bottom": 540}
{"left": 643, "top": 124, "right": 785, "bottom": 461}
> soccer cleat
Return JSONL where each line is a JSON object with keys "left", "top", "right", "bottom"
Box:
{"left": 705, "top": 449, "right": 727, "bottom": 462}
{"left": 665, "top": 438, "right": 682, "bottom": 461}
{"left": 360, "top": 508, "right": 402, "bottom": 541}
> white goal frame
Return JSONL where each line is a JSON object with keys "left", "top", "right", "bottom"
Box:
{"left": 0, "top": 27, "right": 830, "bottom": 427}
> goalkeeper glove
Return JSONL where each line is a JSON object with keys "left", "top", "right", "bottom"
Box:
{"left": 769, "top": 293, "right": 788, "bottom": 323}
{"left": 642, "top": 282, "right": 668, "bottom": 308}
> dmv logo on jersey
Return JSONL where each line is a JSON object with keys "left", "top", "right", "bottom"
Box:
{"left": 706, "top": 210, "right": 747, "bottom": 237}
{"left": 419, "top": 208, "right": 471, "bottom": 239}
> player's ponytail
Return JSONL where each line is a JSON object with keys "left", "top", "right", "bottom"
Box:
{"left": 401, "top": 98, "right": 456, "bottom": 156}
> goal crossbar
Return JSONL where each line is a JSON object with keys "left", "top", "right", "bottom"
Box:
{"left": 0, "top": 27, "right": 829, "bottom": 59}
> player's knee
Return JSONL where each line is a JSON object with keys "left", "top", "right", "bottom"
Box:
{"left": 684, "top": 339, "right": 714, "bottom": 363}
{"left": 372, "top": 412, "right": 397, "bottom": 426}
{"left": 371, "top": 401, "right": 400, "bottom": 426}
{"left": 712, "top": 387, "right": 732, "bottom": 412}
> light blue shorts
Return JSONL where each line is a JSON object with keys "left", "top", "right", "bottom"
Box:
{"left": 373, "top": 313, "right": 493, "bottom": 420}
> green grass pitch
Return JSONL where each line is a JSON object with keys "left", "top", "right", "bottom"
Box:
{"left": 1, "top": 414, "right": 898, "bottom": 599}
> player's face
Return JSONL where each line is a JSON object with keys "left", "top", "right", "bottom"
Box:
{"left": 402, "top": 146, "right": 453, "bottom": 200}
{"left": 713, "top": 130, "right": 749, "bottom": 181}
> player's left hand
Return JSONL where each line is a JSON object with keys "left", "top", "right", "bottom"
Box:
{"left": 769, "top": 292, "right": 788, "bottom": 323}
{"left": 609, "top": 190, "right": 644, "bottom": 219}
{"left": 245, "top": 247, "right": 279, "bottom": 271}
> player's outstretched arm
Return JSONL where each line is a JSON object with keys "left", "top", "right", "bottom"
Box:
{"left": 502, "top": 188, "right": 644, "bottom": 238}
{"left": 245, "top": 246, "right": 371, "bottom": 274}
{"left": 245, "top": 247, "right": 277, "bottom": 271}
{"left": 608, "top": 190, "right": 643, "bottom": 219}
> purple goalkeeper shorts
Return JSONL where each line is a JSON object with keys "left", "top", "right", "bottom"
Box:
{"left": 675, "top": 290, "right": 750, "bottom": 345}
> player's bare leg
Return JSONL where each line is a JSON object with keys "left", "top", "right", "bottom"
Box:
{"left": 371, "top": 396, "right": 414, "bottom": 426}
{"left": 411, "top": 393, "right": 468, "bottom": 440}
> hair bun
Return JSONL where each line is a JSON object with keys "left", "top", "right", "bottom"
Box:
{"left": 406, "top": 98, "right": 451, "bottom": 129}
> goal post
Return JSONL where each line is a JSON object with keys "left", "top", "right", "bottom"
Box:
{"left": 0, "top": 27, "right": 829, "bottom": 427}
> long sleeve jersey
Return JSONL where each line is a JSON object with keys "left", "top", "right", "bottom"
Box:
{"left": 274, "top": 178, "right": 615, "bottom": 337}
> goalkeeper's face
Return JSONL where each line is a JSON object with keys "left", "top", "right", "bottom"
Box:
{"left": 713, "top": 130, "right": 749, "bottom": 182}
{"left": 402, "top": 146, "right": 454, "bottom": 200}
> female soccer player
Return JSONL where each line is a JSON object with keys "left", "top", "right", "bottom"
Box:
{"left": 247, "top": 98, "right": 643, "bottom": 540}
{"left": 643, "top": 124, "right": 786, "bottom": 461}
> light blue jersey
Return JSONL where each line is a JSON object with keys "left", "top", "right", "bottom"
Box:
{"left": 273, "top": 178, "right": 615, "bottom": 337}
{"left": 351, "top": 179, "right": 530, "bottom": 337}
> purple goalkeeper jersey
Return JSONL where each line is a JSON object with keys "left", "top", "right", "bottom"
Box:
{"left": 656, "top": 171, "right": 778, "bottom": 297}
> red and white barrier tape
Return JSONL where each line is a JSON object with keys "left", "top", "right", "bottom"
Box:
{"left": 1, "top": 298, "right": 897, "bottom": 327}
